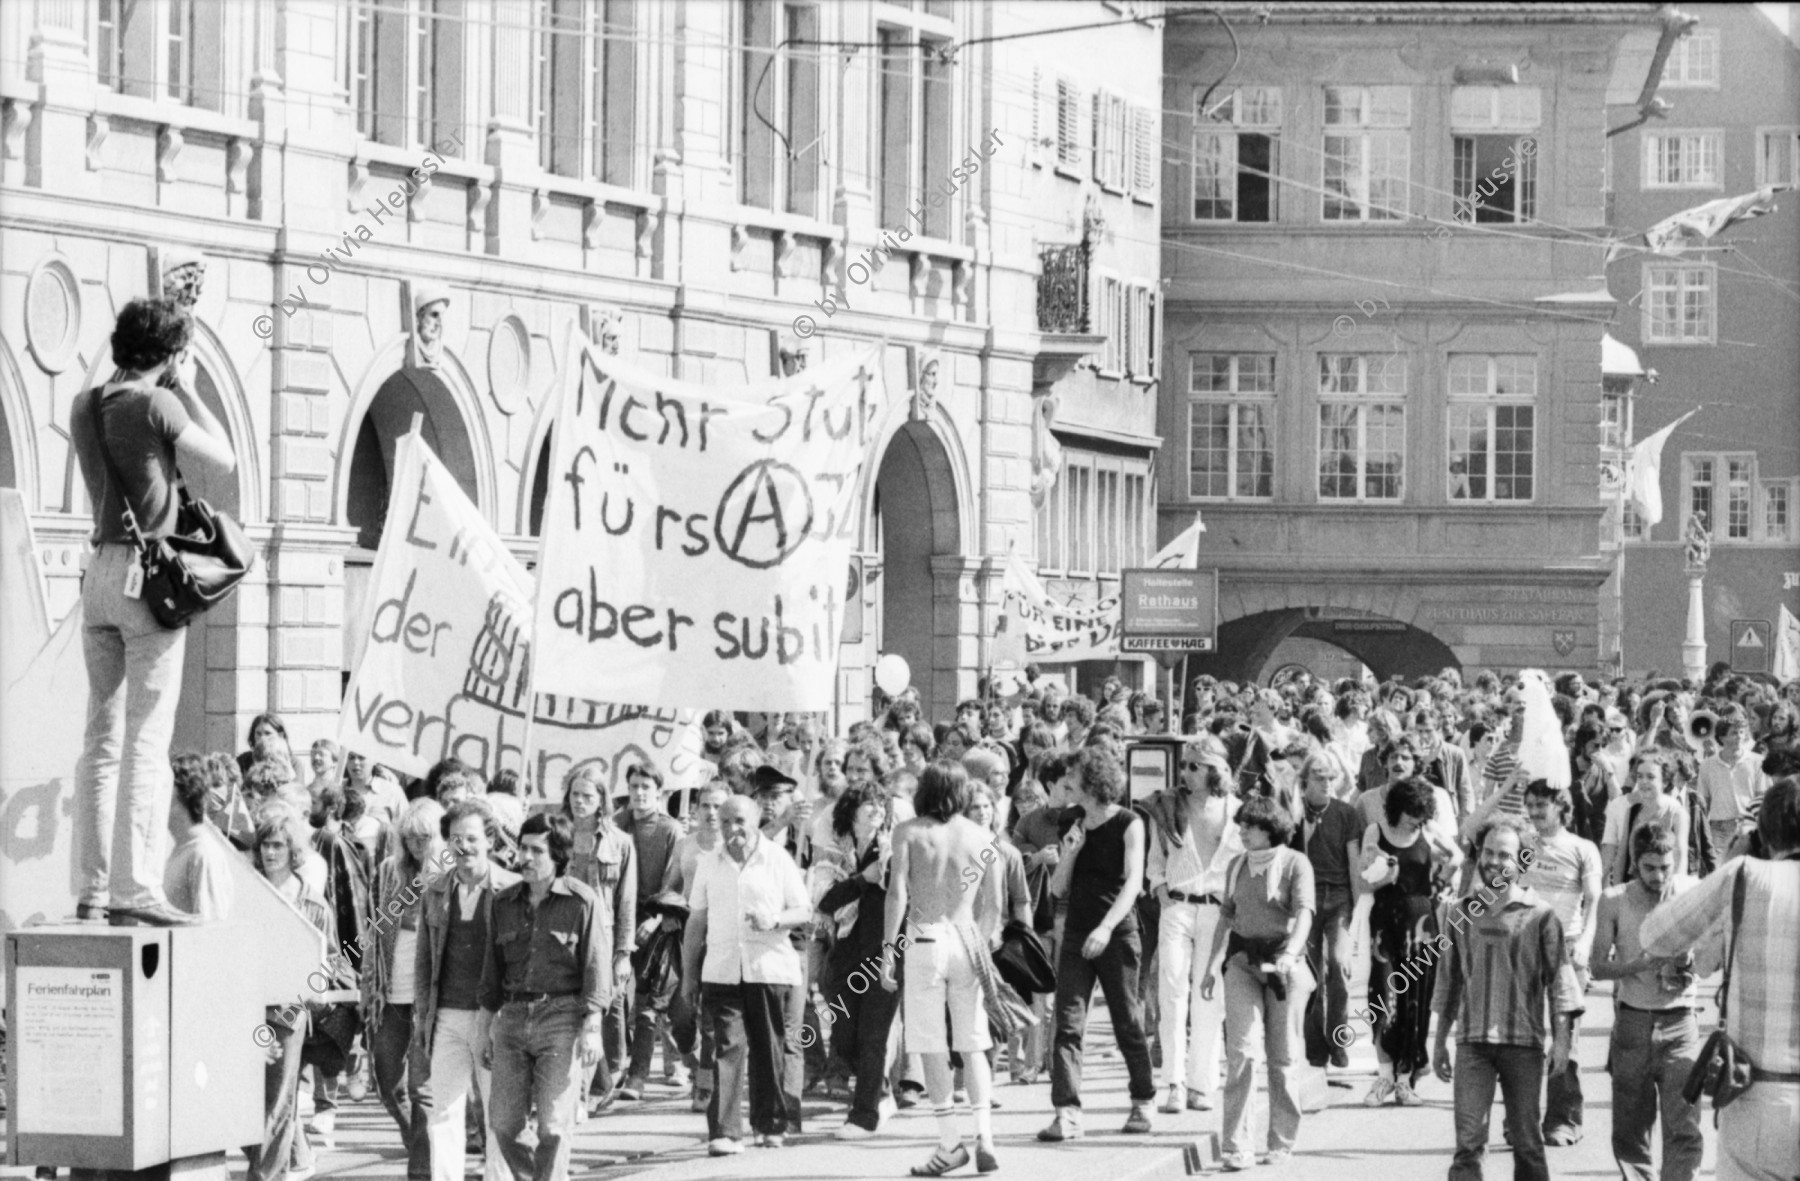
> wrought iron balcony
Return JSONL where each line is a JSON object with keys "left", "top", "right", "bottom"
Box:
{"left": 1037, "top": 242, "right": 1089, "bottom": 335}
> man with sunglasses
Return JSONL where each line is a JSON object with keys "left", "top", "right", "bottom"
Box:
{"left": 1146, "top": 739, "right": 1243, "bottom": 1113}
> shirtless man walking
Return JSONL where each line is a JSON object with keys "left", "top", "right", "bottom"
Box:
{"left": 882, "top": 761, "right": 999, "bottom": 1176}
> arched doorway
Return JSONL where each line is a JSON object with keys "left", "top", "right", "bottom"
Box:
{"left": 873, "top": 421, "right": 960, "bottom": 720}
{"left": 1190, "top": 607, "right": 1461, "bottom": 686}
{"left": 345, "top": 368, "right": 481, "bottom": 550}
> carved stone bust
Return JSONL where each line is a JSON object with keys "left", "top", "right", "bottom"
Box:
{"left": 912, "top": 350, "right": 941, "bottom": 421}
{"left": 412, "top": 283, "right": 452, "bottom": 368}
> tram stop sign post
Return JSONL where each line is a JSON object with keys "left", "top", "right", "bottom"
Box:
{"left": 1120, "top": 568, "right": 1219, "bottom": 654}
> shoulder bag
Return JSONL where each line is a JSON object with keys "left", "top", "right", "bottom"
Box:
{"left": 952, "top": 922, "right": 1036, "bottom": 1041}
{"left": 87, "top": 385, "right": 252, "bottom": 629}
{"left": 1681, "top": 864, "right": 1756, "bottom": 1111}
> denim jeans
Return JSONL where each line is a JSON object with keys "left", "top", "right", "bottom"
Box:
{"left": 1221, "top": 952, "right": 1304, "bottom": 1158}
{"left": 1608, "top": 1008, "right": 1703, "bottom": 1181}
{"left": 626, "top": 967, "right": 680, "bottom": 1082}
{"left": 1302, "top": 885, "right": 1354, "bottom": 1066}
{"left": 489, "top": 998, "right": 584, "bottom": 1181}
{"left": 1156, "top": 899, "right": 1224, "bottom": 1097}
{"left": 1450, "top": 1042, "right": 1547, "bottom": 1181}
{"left": 704, "top": 981, "right": 795, "bottom": 1142}
{"left": 76, "top": 543, "right": 187, "bottom": 910}
{"left": 370, "top": 1004, "right": 432, "bottom": 1180}
{"left": 425, "top": 1009, "right": 504, "bottom": 1181}
{"left": 1049, "top": 918, "right": 1157, "bottom": 1110}
{"left": 243, "top": 1007, "right": 308, "bottom": 1181}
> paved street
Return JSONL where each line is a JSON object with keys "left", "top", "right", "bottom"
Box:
{"left": 13, "top": 971, "right": 1715, "bottom": 1181}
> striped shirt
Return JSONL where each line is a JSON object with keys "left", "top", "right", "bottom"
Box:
{"left": 1641, "top": 856, "right": 1800, "bottom": 1074}
{"left": 1432, "top": 886, "right": 1584, "bottom": 1049}
{"left": 1479, "top": 743, "right": 1528, "bottom": 822}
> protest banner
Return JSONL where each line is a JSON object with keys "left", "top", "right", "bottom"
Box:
{"left": 338, "top": 433, "right": 708, "bottom": 799}
{"left": 531, "top": 345, "right": 885, "bottom": 710}
{"left": 997, "top": 554, "right": 1123, "bottom": 662}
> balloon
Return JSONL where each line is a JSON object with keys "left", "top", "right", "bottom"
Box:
{"left": 874, "top": 653, "right": 911, "bottom": 696}
{"left": 991, "top": 671, "right": 1021, "bottom": 698}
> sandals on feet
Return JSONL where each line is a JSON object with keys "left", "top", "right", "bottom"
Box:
{"left": 911, "top": 1144, "right": 972, "bottom": 1177}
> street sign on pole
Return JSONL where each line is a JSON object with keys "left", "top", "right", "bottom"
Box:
{"left": 1119, "top": 568, "right": 1218, "bottom": 653}
{"left": 1730, "top": 618, "right": 1771, "bottom": 673}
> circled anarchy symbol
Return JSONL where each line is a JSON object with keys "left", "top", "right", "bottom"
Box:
{"left": 714, "top": 459, "right": 815, "bottom": 569}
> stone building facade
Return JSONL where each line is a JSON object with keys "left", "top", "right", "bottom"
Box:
{"left": 0, "top": 0, "right": 1164, "bottom": 757}
{"left": 1158, "top": 2, "right": 1671, "bottom": 686}
{"left": 1601, "top": 4, "right": 1800, "bottom": 678}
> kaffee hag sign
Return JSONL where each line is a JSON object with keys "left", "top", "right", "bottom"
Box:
{"left": 1119, "top": 569, "right": 1218, "bottom": 652}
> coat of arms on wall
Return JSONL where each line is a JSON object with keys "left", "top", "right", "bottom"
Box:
{"left": 1552, "top": 629, "right": 1577, "bottom": 657}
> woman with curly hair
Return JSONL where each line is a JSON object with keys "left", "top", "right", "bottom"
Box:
{"left": 1358, "top": 775, "right": 1461, "bottom": 1107}
{"left": 815, "top": 780, "right": 898, "bottom": 1132}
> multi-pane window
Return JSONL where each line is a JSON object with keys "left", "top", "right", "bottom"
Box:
{"left": 1447, "top": 354, "right": 1535, "bottom": 502}
{"left": 1322, "top": 85, "right": 1409, "bottom": 221}
{"left": 1644, "top": 264, "right": 1716, "bottom": 344}
{"left": 1096, "top": 278, "right": 1157, "bottom": 380}
{"left": 536, "top": 0, "right": 635, "bottom": 182}
{"left": 1765, "top": 481, "right": 1792, "bottom": 543}
{"left": 351, "top": 0, "right": 464, "bottom": 152}
{"left": 165, "top": 0, "right": 193, "bottom": 101}
{"left": 1318, "top": 354, "right": 1405, "bottom": 501}
{"left": 1093, "top": 91, "right": 1129, "bottom": 188}
{"left": 877, "top": 21, "right": 952, "bottom": 237}
{"left": 1036, "top": 453, "right": 1152, "bottom": 576}
{"left": 1680, "top": 456, "right": 1791, "bottom": 544}
{"left": 1188, "top": 353, "right": 1275, "bottom": 500}
{"left": 1755, "top": 129, "right": 1800, "bottom": 188}
{"left": 1643, "top": 132, "right": 1721, "bottom": 189}
{"left": 1622, "top": 500, "right": 1648, "bottom": 541}
{"left": 1193, "top": 86, "right": 1280, "bottom": 222}
{"left": 96, "top": 0, "right": 126, "bottom": 91}
{"left": 741, "top": 2, "right": 820, "bottom": 215}
{"left": 1450, "top": 86, "right": 1539, "bottom": 224}
{"left": 1661, "top": 28, "right": 1719, "bottom": 88}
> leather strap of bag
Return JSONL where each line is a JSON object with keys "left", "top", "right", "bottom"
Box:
{"left": 85, "top": 387, "right": 151, "bottom": 559}
{"left": 1717, "top": 863, "right": 1746, "bottom": 1023}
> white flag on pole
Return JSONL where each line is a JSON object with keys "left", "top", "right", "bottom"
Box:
{"left": 1775, "top": 604, "right": 1800, "bottom": 681}
{"left": 1151, "top": 512, "right": 1206, "bottom": 569}
{"left": 1626, "top": 410, "right": 1698, "bottom": 528}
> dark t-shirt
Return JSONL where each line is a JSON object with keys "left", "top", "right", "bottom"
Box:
{"left": 1292, "top": 798, "right": 1362, "bottom": 890}
{"left": 70, "top": 382, "right": 190, "bottom": 543}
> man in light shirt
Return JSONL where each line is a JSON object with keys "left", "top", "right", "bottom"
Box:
{"left": 164, "top": 753, "right": 236, "bottom": 921}
{"left": 1146, "top": 738, "right": 1242, "bottom": 1112}
{"left": 680, "top": 795, "right": 812, "bottom": 1157}
{"left": 1696, "top": 709, "right": 1768, "bottom": 856}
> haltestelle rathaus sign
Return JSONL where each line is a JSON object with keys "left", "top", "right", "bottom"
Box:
{"left": 1119, "top": 569, "right": 1219, "bottom": 652}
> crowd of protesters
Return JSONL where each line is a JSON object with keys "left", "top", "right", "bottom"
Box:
{"left": 30, "top": 655, "right": 1799, "bottom": 1181}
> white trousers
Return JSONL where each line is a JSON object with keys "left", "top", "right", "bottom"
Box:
{"left": 1157, "top": 899, "right": 1224, "bottom": 1098}
{"left": 425, "top": 1009, "right": 505, "bottom": 1181}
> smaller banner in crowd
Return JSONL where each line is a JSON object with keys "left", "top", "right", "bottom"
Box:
{"left": 531, "top": 346, "right": 886, "bottom": 711}
{"left": 338, "top": 434, "right": 708, "bottom": 799}
{"left": 995, "top": 513, "right": 1206, "bottom": 663}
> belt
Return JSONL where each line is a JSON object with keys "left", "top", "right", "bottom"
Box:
{"left": 1617, "top": 1002, "right": 1690, "bottom": 1015}
{"left": 1168, "top": 891, "right": 1221, "bottom": 906}
{"left": 1751, "top": 1068, "right": 1800, "bottom": 1084}
{"left": 503, "top": 989, "right": 577, "bottom": 1005}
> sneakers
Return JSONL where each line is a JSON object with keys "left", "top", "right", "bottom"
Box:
{"left": 754, "top": 1132, "right": 785, "bottom": 1148}
{"left": 1037, "top": 1108, "right": 1083, "bottom": 1142}
{"left": 1221, "top": 1152, "right": 1254, "bottom": 1172}
{"left": 1393, "top": 1079, "right": 1424, "bottom": 1107}
{"left": 617, "top": 1077, "right": 646, "bottom": 1101}
{"left": 665, "top": 1062, "right": 691, "bottom": 1088}
{"left": 1187, "top": 1089, "right": 1215, "bottom": 1111}
{"left": 707, "top": 1138, "right": 743, "bottom": 1156}
{"left": 975, "top": 1143, "right": 1000, "bottom": 1174}
{"left": 1122, "top": 1102, "right": 1153, "bottom": 1134}
{"left": 1543, "top": 1128, "right": 1582, "bottom": 1147}
{"left": 836, "top": 1121, "right": 878, "bottom": 1140}
{"left": 1363, "top": 1078, "right": 1396, "bottom": 1107}
{"left": 1264, "top": 1149, "right": 1294, "bottom": 1166}
{"left": 1159, "top": 1084, "right": 1184, "bottom": 1114}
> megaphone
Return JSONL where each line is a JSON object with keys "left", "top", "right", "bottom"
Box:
{"left": 1688, "top": 709, "right": 1717, "bottom": 744}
